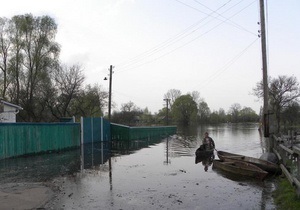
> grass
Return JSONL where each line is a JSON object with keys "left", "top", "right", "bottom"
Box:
{"left": 273, "top": 176, "right": 300, "bottom": 210}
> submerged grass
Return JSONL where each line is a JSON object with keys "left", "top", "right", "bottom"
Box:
{"left": 273, "top": 176, "right": 300, "bottom": 210}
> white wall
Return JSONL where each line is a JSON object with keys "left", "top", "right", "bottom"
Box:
{"left": 0, "top": 105, "right": 18, "bottom": 123}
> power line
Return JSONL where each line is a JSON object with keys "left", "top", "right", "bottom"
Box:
{"left": 117, "top": 0, "right": 258, "bottom": 74}
{"left": 116, "top": 0, "right": 256, "bottom": 72}
{"left": 117, "top": 1, "right": 232, "bottom": 70}
{"left": 192, "top": 0, "right": 256, "bottom": 35}
{"left": 192, "top": 37, "right": 260, "bottom": 90}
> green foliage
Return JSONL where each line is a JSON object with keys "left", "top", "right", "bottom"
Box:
{"left": 282, "top": 102, "right": 300, "bottom": 130}
{"left": 0, "top": 14, "right": 60, "bottom": 121}
{"left": 208, "top": 108, "right": 228, "bottom": 124}
{"left": 70, "top": 84, "right": 107, "bottom": 118}
{"left": 171, "top": 94, "right": 198, "bottom": 125}
{"left": 273, "top": 177, "right": 300, "bottom": 210}
{"left": 198, "top": 100, "right": 211, "bottom": 123}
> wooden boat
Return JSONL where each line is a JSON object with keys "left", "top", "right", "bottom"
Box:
{"left": 213, "top": 160, "right": 268, "bottom": 180}
{"left": 217, "top": 150, "right": 281, "bottom": 174}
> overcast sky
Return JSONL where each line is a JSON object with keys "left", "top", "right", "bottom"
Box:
{"left": 1, "top": 0, "right": 300, "bottom": 114}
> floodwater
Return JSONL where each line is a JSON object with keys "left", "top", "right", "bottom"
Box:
{"left": 0, "top": 123, "right": 277, "bottom": 209}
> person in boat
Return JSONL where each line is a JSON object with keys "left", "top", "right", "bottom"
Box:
{"left": 202, "top": 132, "right": 215, "bottom": 151}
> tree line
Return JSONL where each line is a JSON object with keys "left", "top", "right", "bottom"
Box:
{"left": 111, "top": 76, "right": 300, "bottom": 128}
{"left": 0, "top": 14, "right": 108, "bottom": 121}
{"left": 111, "top": 89, "right": 259, "bottom": 126}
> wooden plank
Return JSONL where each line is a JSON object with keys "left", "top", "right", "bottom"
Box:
{"left": 273, "top": 148, "right": 282, "bottom": 163}
{"left": 293, "top": 146, "right": 300, "bottom": 156}
{"left": 273, "top": 135, "right": 283, "bottom": 142}
{"left": 293, "top": 177, "right": 300, "bottom": 190}
{"left": 279, "top": 144, "right": 294, "bottom": 155}
{"left": 280, "top": 164, "right": 295, "bottom": 186}
{"left": 293, "top": 177, "right": 300, "bottom": 197}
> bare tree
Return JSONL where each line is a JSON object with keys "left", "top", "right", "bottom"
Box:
{"left": 7, "top": 15, "right": 25, "bottom": 104}
{"left": 253, "top": 75, "right": 300, "bottom": 132}
{"left": 164, "top": 89, "right": 181, "bottom": 108}
{"left": 50, "top": 64, "right": 84, "bottom": 118}
{"left": 121, "top": 101, "right": 139, "bottom": 112}
{"left": 0, "top": 17, "right": 10, "bottom": 98}
{"left": 189, "top": 90, "right": 202, "bottom": 104}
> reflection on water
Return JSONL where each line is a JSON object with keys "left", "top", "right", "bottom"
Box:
{"left": 0, "top": 123, "right": 277, "bottom": 209}
{"left": 0, "top": 149, "right": 81, "bottom": 183}
{"left": 195, "top": 153, "right": 215, "bottom": 172}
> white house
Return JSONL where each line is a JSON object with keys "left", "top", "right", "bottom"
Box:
{"left": 0, "top": 99, "right": 23, "bottom": 123}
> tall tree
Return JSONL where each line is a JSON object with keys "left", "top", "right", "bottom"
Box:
{"left": 0, "top": 14, "right": 61, "bottom": 121}
{"left": 20, "top": 14, "right": 60, "bottom": 121}
{"left": 198, "top": 99, "right": 211, "bottom": 124}
{"left": 7, "top": 16, "right": 24, "bottom": 104}
{"left": 239, "top": 107, "right": 258, "bottom": 122}
{"left": 229, "top": 103, "right": 241, "bottom": 123}
{"left": 0, "top": 17, "right": 10, "bottom": 98}
{"left": 70, "top": 84, "right": 107, "bottom": 118}
{"left": 172, "top": 94, "right": 197, "bottom": 125}
{"left": 50, "top": 64, "right": 84, "bottom": 118}
{"left": 218, "top": 108, "right": 227, "bottom": 122}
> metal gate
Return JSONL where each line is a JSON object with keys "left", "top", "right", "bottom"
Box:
{"left": 80, "top": 117, "right": 111, "bottom": 144}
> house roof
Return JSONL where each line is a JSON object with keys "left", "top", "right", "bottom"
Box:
{"left": 0, "top": 99, "right": 23, "bottom": 110}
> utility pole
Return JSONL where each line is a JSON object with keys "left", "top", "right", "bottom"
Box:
{"left": 259, "top": 0, "right": 269, "bottom": 137}
{"left": 164, "top": 98, "right": 170, "bottom": 125}
{"left": 104, "top": 65, "right": 114, "bottom": 121}
{"left": 108, "top": 65, "right": 113, "bottom": 121}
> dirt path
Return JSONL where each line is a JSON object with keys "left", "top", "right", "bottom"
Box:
{"left": 0, "top": 182, "right": 53, "bottom": 210}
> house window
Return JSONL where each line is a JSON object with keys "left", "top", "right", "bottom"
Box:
{"left": 0, "top": 103, "right": 4, "bottom": 113}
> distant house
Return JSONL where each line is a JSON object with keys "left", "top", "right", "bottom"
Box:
{"left": 0, "top": 99, "right": 23, "bottom": 123}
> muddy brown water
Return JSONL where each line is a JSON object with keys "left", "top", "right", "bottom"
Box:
{"left": 0, "top": 123, "right": 277, "bottom": 209}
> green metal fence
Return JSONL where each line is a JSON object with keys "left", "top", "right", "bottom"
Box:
{"left": 0, "top": 120, "right": 176, "bottom": 160}
{"left": 0, "top": 123, "right": 80, "bottom": 160}
{"left": 111, "top": 123, "right": 177, "bottom": 141}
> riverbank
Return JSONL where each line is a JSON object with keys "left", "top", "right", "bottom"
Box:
{"left": 273, "top": 176, "right": 300, "bottom": 209}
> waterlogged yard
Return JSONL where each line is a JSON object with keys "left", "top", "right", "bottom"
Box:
{"left": 0, "top": 123, "right": 278, "bottom": 209}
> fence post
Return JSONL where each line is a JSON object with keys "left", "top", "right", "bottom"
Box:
{"left": 80, "top": 117, "right": 84, "bottom": 145}
{"left": 101, "top": 117, "right": 104, "bottom": 165}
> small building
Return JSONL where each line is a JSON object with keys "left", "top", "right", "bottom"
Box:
{"left": 0, "top": 99, "right": 23, "bottom": 123}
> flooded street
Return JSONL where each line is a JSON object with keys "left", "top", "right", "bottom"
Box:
{"left": 0, "top": 123, "right": 277, "bottom": 209}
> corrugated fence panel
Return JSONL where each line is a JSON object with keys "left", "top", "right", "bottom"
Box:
{"left": 111, "top": 124, "right": 177, "bottom": 141}
{"left": 103, "top": 118, "right": 111, "bottom": 141}
{"left": 0, "top": 123, "right": 80, "bottom": 160}
{"left": 111, "top": 123, "right": 130, "bottom": 141}
{"left": 129, "top": 126, "right": 177, "bottom": 140}
{"left": 82, "top": 117, "right": 110, "bottom": 143}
